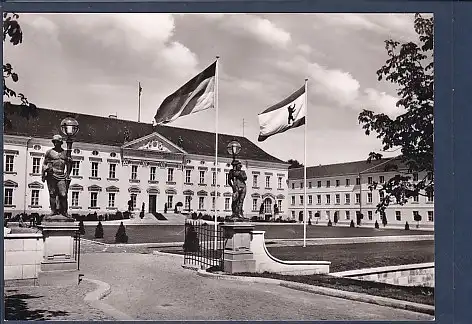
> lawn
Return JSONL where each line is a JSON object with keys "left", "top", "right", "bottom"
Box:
{"left": 83, "top": 223, "right": 431, "bottom": 244}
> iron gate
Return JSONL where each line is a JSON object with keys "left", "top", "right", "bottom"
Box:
{"left": 73, "top": 231, "right": 81, "bottom": 270}
{"left": 183, "top": 220, "right": 224, "bottom": 271}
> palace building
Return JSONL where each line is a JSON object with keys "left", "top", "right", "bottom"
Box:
{"left": 3, "top": 105, "right": 289, "bottom": 219}
{"left": 287, "top": 159, "right": 435, "bottom": 229}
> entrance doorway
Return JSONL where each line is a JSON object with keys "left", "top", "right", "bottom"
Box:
{"left": 149, "top": 195, "right": 157, "bottom": 213}
{"left": 263, "top": 198, "right": 272, "bottom": 215}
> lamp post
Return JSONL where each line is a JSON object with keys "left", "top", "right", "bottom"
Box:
{"left": 60, "top": 117, "right": 79, "bottom": 184}
{"left": 226, "top": 140, "right": 242, "bottom": 164}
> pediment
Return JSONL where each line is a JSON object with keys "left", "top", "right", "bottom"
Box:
{"left": 122, "top": 132, "right": 186, "bottom": 154}
{"left": 28, "top": 181, "right": 44, "bottom": 189}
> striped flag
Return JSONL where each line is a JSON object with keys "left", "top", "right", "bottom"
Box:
{"left": 154, "top": 61, "right": 216, "bottom": 124}
{"left": 257, "top": 85, "right": 306, "bottom": 142}
{"left": 139, "top": 82, "right": 142, "bottom": 96}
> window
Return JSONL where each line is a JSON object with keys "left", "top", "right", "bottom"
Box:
{"left": 73, "top": 148, "right": 80, "bottom": 154}
{"left": 90, "top": 192, "right": 98, "bottom": 208}
{"left": 379, "top": 191, "right": 385, "bottom": 201}
{"left": 317, "top": 195, "right": 321, "bottom": 204}
{"left": 368, "top": 211, "right": 373, "bottom": 220}
{"left": 413, "top": 195, "right": 419, "bottom": 203}
{"left": 317, "top": 181, "right": 321, "bottom": 188}
{"left": 265, "top": 176, "right": 271, "bottom": 188}
{"left": 167, "top": 195, "right": 173, "bottom": 209}
{"left": 253, "top": 175, "right": 259, "bottom": 187}
{"left": 345, "top": 179, "right": 350, "bottom": 186}
{"left": 326, "top": 195, "right": 331, "bottom": 205}
{"left": 185, "top": 170, "right": 191, "bottom": 183}
{"left": 379, "top": 176, "right": 385, "bottom": 183}
{"left": 300, "top": 195, "right": 304, "bottom": 205}
{"left": 225, "top": 198, "right": 230, "bottom": 210}
{"left": 427, "top": 191, "right": 434, "bottom": 202}
{"left": 308, "top": 195, "right": 313, "bottom": 205}
{"left": 278, "top": 177, "right": 282, "bottom": 189}
{"left": 110, "top": 152, "right": 117, "bottom": 157}
{"left": 131, "top": 165, "right": 138, "bottom": 180}
{"left": 4, "top": 188, "right": 13, "bottom": 205}
{"left": 91, "top": 162, "right": 99, "bottom": 178}
{"left": 150, "top": 167, "right": 157, "bottom": 181}
{"left": 32, "top": 157, "right": 41, "bottom": 174}
{"left": 345, "top": 211, "right": 350, "bottom": 220}
{"left": 31, "top": 190, "right": 40, "bottom": 206}
{"left": 199, "top": 171, "right": 205, "bottom": 184}
{"left": 109, "top": 164, "right": 116, "bottom": 179}
{"left": 277, "top": 200, "right": 282, "bottom": 211}
{"left": 291, "top": 182, "right": 295, "bottom": 189}
{"left": 309, "top": 211, "right": 313, "bottom": 218}
{"left": 291, "top": 196, "right": 295, "bottom": 205}
{"left": 108, "top": 193, "right": 116, "bottom": 208}
{"left": 92, "top": 150, "right": 99, "bottom": 156}
{"left": 396, "top": 211, "right": 401, "bottom": 221}
{"left": 253, "top": 199, "right": 258, "bottom": 211}
{"left": 335, "top": 194, "right": 340, "bottom": 204}
{"left": 300, "top": 182, "right": 304, "bottom": 189}
{"left": 308, "top": 181, "right": 312, "bottom": 188}
{"left": 185, "top": 196, "right": 191, "bottom": 210}
{"left": 225, "top": 173, "right": 229, "bottom": 186}
{"left": 367, "top": 193, "right": 372, "bottom": 204}
{"left": 198, "top": 197, "right": 205, "bottom": 210}
{"left": 345, "top": 194, "right": 351, "bottom": 204}
{"left": 326, "top": 180, "right": 331, "bottom": 188}
{"left": 167, "top": 168, "right": 174, "bottom": 182}
{"left": 367, "top": 177, "right": 373, "bottom": 185}
{"left": 71, "top": 192, "right": 79, "bottom": 207}
{"left": 212, "top": 172, "right": 216, "bottom": 186}
{"left": 356, "top": 177, "right": 361, "bottom": 185}
{"left": 291, "top": 211, "right": 295, "bottom": 218}
{"left": 5, "top": 155, "right": 14, "bottom": 172}
{"left": 428, "top": 211, "right": 434, "bottom": 222}
{"left": 131, "top": 194, "right": 137, "bottom": 209}
{"left": 212, "top": 197, "right": 216, "bottom": 209}
{"left": 72, "top": 161, "right": 80, "bottom": 176}
{"left": 336, "top": 180, "right": 340, "bottom": 187}
{"left": 355, "top": 193, "right": 360, "bottom": 204}
{"left": 413, "top": 172, "right": 419, "bottom": 181}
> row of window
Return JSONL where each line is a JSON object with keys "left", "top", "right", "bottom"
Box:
{"left": 291, "top": 209, "right": 434, "bottom": 222}
{"left": 290, "top": 191, "right": 434, "bottom": 206}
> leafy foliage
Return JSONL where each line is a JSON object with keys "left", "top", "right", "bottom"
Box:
{"left": 287, "top": 159, "right": 304, "bottom": 169}
{"left": 3, "top": 13, "right": 37, "bottom": 128}
{"left": 358, "top": 14, "right": 434, "bottom": 214}
{"left": 115, "top": 222, "right": 128, "bottom": 243}
{"left": 94, "top": 221, "right": 104, "bottom": 239}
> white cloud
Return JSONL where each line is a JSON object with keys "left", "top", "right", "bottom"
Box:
{"left": 362, "top": 88, "right": 400, "bottom": 116}
{"left": 297, "top": 44, "right": 312, "bottom": 54}
{"left": 156, "top": 41, "right": 199, "bottom": 77}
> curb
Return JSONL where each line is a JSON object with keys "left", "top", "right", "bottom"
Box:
{"left": 196, "top": 270, "right": 434, "bottom": 316}
{"left": 82, "top": 277, "right": 134, "bottom": 320}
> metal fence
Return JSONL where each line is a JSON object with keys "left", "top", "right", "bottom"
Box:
{"left": 73, "top": 231, "right": 81, "bottom": 271}
{"left": 183, "top": 220, "right": 224, "bottom": 271}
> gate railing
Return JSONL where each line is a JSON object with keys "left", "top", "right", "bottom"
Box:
{"left": 183, "top": 220, "right": 224, "bottom": 271}
{"left": 73, "top": 231, "right": 81, "bottom": 270}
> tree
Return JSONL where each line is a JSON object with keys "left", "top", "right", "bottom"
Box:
{"left": 3, "top": 13, "right": 37, "bottom": 128}
{"left": 78, "top": 220, "right": 85, "bottom": 235}
{"left": 94, "top": 221, "right": 104, "bottom": 239}
{"left": 115, "top": 222, "right": 128, "bottom": 243}
{"left": 358, "top": 14, "right": 434, "bottom": 214}
{"left": 287, "top": 159, "right": 304, "bottom": 169}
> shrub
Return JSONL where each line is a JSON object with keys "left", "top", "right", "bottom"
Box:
{"left": 381, "top": 212, "right": 388, "bottom": 227}
{"left": 405, "top": 221, "right": 410, "bottom": 230}
{"left": 183, "top": 224, "right": 199, "bottom": 252}
{"left": 116, "top": 211, "right": 124, "bottom": 220}
{"left": 414, "top": 213, "right": 422, "bottom": 228}
{"left": 123, "top": 211, "right": 130, "bottom": 219}
{"left": 198, "top": 212, "right": 203, "bottom": 219}
{"left": 327, "top": 219, "right": 332, "bottom": 227}
{"left": 350, "top": 220, "right": 355, "bottom": 228}
{"left": 191, "top": 212, "right": 198, "bottom": 220}
{"left": 374, "top": 220, "right": 380, "bottom": 229}
{"left": 164, "top": 203, "right": 168, "bottom": 214}
{"left": 308, "top": 218, "right": 312, "bottom": 225}
{"left": 115, "top": 222, "right": 128, "bottom": 243}
{"left": 94, "top": 221, "right": 104, "bottom": 238}
{"left": 333, "top": 213, "right": 338, "bottom": 225}
{"left": 78, "top": 220, "right": 85, "bottom": 235}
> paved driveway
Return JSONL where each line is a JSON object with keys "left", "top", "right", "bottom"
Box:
{"left": 81, "top": 253, "right": 433, "bottom": 321}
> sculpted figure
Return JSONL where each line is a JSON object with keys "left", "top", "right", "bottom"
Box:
{"left": 42, "top": 135, "right": 72, "bottom": 218}
{"left": 228, "top": 160, "right": 247, "bottom": 220}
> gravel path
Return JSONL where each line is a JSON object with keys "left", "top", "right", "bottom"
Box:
{"left": 80, "top": 252, "right": 433, "bottom": 321}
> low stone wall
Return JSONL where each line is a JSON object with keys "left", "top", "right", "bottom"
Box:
{"left": 250, "top": 230, "right": 330, "bottom": 275}
{"left": 330, "top": 263, "right": 434, "bottom": 287}
{"left": 4, "top": 232, "right": 44, "bottom": 283}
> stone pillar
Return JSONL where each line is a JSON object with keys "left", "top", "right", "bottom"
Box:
{"left": 221, "top": 223, "right": 256, "bottom": 274}
{"left": 37, "top": 221, "right": 80, "bottom": 286}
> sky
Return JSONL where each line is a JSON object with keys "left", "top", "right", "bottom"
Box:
{"left": 3, "top": 13, "right": 427, "bottom": 166}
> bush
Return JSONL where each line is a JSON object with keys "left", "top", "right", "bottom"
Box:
{"left": 94, "top": 221, "right": 104, "bottom": 238}
{"left": 414, "top": 213, "right": 422, "bottom": 228}
{"left": 116, "top": 211, "right": 124, "bottom": 220}
{"left": 405, "top": 221, "right": 410, "bottom": 230}
{"left": 308, "top": 218, "right": 312, "bottom": 225}
{"left": 183, "top": 224, "right": 199, "bottom": 252}
{"left": 350, "top": 220, "right": 355, "bottom": 228}
{"left": 375, "top": 220, "right": 379, "bottom": 229}
{"left": 191, "top": 212, "right": 198, "bottom": 220}
{"left": 123, "top": 211, "right": 130, "bottom": 219}
{"left": 78, "top": 220, "right": 85, "bottom": 235}
{"left": 327, "top": 219, "right": 332, "bottom": 227}
{"left": 333, "top": 213, "right": 338, "bottom": 225}
{"left": 164, "top": 204, "right": 168, "bottom": 214}
{"left": 382, "top": 212, "right": 388, "bottom": 227}
{"left": 115, "top": 222, "right": 128, "bottom": 243}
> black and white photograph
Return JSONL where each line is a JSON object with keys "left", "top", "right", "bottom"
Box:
{"left": 3, "top": 12, "right": 434, "bottom": 321}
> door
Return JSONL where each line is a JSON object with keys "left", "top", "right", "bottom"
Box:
{"left": 149, "top": 195, "right": 157, "bottom": 213}
{"left": 263, "top": 198, "right": 272, "bottom": 215}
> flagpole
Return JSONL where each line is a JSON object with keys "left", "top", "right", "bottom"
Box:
{"left": 138, "top": 81, "right": 141, "bottom": 122}
{"left": 303, "top": 78, "right": 308, "bottom": 248}
{"left": 214, "top": 56, "right": 220, "bottom": 249}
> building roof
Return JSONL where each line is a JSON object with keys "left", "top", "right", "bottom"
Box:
{"left": 4, "top": 104, "right": 286, "bottom": 164}
{"left": 288, "top": 157, "right": 407, "bottom": 180}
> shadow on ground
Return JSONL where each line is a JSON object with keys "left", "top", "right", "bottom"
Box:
{"left": 4, "top": 290, "right": 69, "bottom": 321}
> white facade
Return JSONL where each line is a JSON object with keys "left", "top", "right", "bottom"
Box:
{"left": 3, "top": 133, "right": 289, "bottom": 219}
{"left": 288, "top": 167, "right": 435, "bottom": 229}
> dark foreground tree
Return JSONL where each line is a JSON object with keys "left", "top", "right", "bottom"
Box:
{"left": 115, "top": 222, "right": 128, "bottom": 243}
{"left": 358, "top": 14, "right": 434, "bottom": 214}
{"left": 94, "top": 221, "right": 104, "bottom": 239}
{"left": 3, "top": 13, "right": 37, "bottom": 128}
{"left": 287, "top": 159, "right": 304, "bottom": 169}
{"left": 78, "top": 220, "right": 85, "bottom": 235}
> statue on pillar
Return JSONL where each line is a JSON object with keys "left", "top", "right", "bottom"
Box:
{"left": 228, "top": 160, "right": 247, "bottom": 221}
{"left": 41, "top": 135, "right": 73, "bottom": 221}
